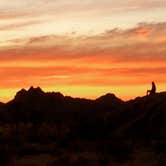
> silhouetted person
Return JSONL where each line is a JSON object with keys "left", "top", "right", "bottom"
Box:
{"left": 147, "top": 82, "right": 156, "bottom": 95}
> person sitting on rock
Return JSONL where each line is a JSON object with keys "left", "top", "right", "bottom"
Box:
{"left": 147, "top": 81, "right": 156, "bottom": 95}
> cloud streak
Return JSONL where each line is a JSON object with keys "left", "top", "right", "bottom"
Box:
{"left": 0, "top": 20, "right": 42, "bottom": 31}
{"left": 0, "top": 66, "right": 166, "bottom": 88}
{"left": 1, "top": 22, "right": 166, "bottom": 62}
{"left": 0, "top": 22, "right": 165, "bottom": 100}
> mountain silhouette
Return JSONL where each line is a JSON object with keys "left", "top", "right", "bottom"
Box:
{"left": 0, "top": 102, "right": 5, "bottom": 108}
{"left": 109, "top": 92, "right": 166, "bottom": 139}
{"left": 0, "top": 87, "right": 165, "bottom": 165}
{"left": 94, "top": 93, "right": 123, "bottom": 112}
{"left": 0, "top": 86, "right": 165, "bottom": 139}
{"left": 5, "top": 87, "right": 122, "bottom": 115}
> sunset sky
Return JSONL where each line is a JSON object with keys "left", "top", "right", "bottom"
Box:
{"left": 0, "top": 0, "right": 166, "bottom": 102}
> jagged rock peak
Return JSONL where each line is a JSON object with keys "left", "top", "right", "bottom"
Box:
{"left": 28, "top": 86, "right": 44, "bottom": 93}
{"left": 96, "top": 93, "right": 122, "bottom": 102}
{"left": 14, "top": 86, "right": 44, "bottom": 101}
{"left": 15, "top": 88, "right": 27, "bottom": 98}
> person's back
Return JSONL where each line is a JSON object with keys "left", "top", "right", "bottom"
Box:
{"left": 147, "top": 82, "right": 156, "bottom": 95}
{"left": 151, "top": 82, "right": 156, "bottom": 94}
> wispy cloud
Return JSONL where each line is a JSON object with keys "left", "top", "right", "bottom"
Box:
{"left": 1, "top": 22, "right": 166, "bottom": 62}
{"left": 0, "top": 22, "right": 165, "bottom": 90}
{"left": 0, "top": 65, "right": 166, "bottom": 88}
{"left": 0, "top": 20, "right": 42, "bottom": 31}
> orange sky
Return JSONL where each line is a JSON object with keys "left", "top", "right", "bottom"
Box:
{"left": 0, "top": 0, "right": 166, "bottom": 102}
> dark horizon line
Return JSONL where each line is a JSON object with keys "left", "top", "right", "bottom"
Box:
{"left": 1, "top": 85, "right": 165, "bottom": 104}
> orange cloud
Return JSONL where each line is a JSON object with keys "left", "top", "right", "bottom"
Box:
{"left": 0, "top": 65, "right": 165, "bottom": 88}
{"left": 0, "top": 11, "right": 30, "bottom": 20}
{"left": 0, "top": 20, "right": 42, "bottom": 31}
{"left": 0, "top": 22, "right": 166, "bottom": 101}
{"left": 0, "top": 22, "right": 165, "bottom": 62}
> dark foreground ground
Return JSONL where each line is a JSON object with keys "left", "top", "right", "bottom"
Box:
{"left": 0, "top": 87, "right": 165, "bottom": 166}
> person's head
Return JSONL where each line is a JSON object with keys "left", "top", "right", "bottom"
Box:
{"left": 152, "top": 82, "right": 156, "bottom": 87}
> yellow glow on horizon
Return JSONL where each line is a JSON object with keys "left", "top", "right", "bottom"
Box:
{"left": 0, "top": 84, "right": 166, "bottom": 103}
{"left": 0, "top": 59, "right": 165, "bottom": 68}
